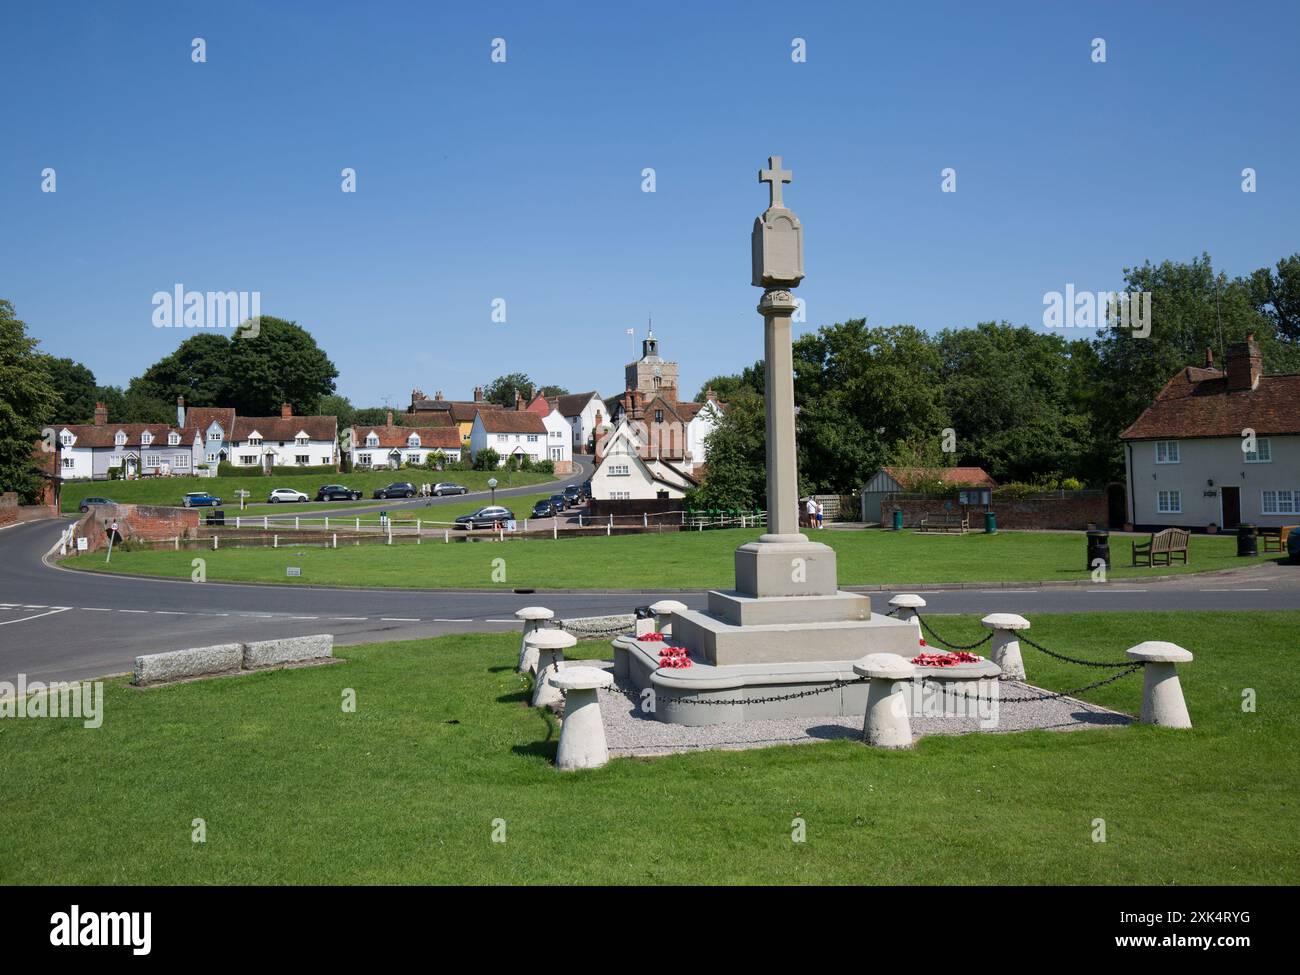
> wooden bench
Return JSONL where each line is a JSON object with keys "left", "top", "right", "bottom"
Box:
{"left": 919, "top": 513, "right": 969, "bottom": 534}
{"left": 1262, "top": 525, "right": 1296, "bottom": 554}
{"left": 1131, "top": 528, "right": 1190, "bottom": 567}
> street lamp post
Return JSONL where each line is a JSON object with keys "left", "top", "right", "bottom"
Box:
{"left": 488, "top": 477, "right": 498, "bottom": 505}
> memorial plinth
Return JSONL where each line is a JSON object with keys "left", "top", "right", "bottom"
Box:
{"left": 620, "top": 157, "right": 915, "bottom": 721}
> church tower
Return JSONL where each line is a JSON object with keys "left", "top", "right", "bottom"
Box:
{"left": 624, "top": 327, "right": 679, "bottom": 401}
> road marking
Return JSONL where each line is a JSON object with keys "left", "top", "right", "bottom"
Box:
{"left": 0, "top": 607, "right": 71, "bottom": 626}
{"left": 289, "top": 616, "right": 319, "bottom": 620}
{"left": 980, "top": 589, "right": 1038, "bottom": 594}
{"left": 381, "top": 617, "right": 419, "bottom": 622}
{"left": 153, "top": 610, "right": 186, "bottom": 615}
{"left": 330, "top": 616, "right": 367, "bottom": 621}
{"left": 20, "top": 604, "right": 48, "bottom": 609}
{"left": 1199, "top": 588, "right": 1269, "bottom": 592}
{"left": 434, "top": 618, "right": 472, "bottom": 622}
{"left": 118, "top": 609, "right": 148, "bottom": 614}
{"left": 80, "top": 607, "right": 113, "bottom": 612}
{"left": 1087, "top": 589, "right": 1148, "bottom": 593}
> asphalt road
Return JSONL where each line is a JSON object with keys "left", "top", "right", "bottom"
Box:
{"left": 1, "top": 508, "right": 1295, "bottom": 684}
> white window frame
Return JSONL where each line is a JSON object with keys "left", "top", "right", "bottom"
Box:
{"left": 168, "top": 432, "right": 180, "bottom": 446}
{"left": 608, "top": 464, "right": 630, "bottom": 476}
{"left": 140, "top": 431, "right": 153, "bottom": 446}
{"left": 357, "top": 452, "right": 372, "bottom": 467}
{"left": 144, "top": 453, "right": 162, "bottom": 468}
{"left": 173, "top": 454, "right": 190, "bottom": 469}
{"left": 1262, "top": 489, "right": 1297, "bottom": 515}
{"left": 62, "top": 457, "right": 75, "bottom": 469}
{"left": 1154, "top": 440, "right": 1179, "bottom": 464}
{"left": 114, "top": 431, "right": 127, "bottom": 446}
{"left": 1244, "top": 438, "right": 1272, "bottom": 463}
{"left": 1157, "top": 489, "right": 1181, "bottom": 514}
{"left": 295, "top": 455, "right": 310, "bottom": 466}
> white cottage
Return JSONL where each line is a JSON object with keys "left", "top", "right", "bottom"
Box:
{"left": 590, "top": 419, "right": 698, "bottom": 500}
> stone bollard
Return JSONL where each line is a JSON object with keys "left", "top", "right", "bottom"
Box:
{"left": 550, "top": 665, "right": 615, "bottom": 770}
{"left": 515, "top": 606, "right": 555, "bottom": 674}
{"left": 1126, "top": 641, "right": 1194, "bottom": 728}
{"left": 529, "top": 629, "right": 577, "bottom": 709}
{"left": 981, "top": 613, "right": 1031, "bottom": 680}
{"left": 650, "top": 599, "right": 688, "bottom": 636}
{"left": 889, "top": 593, "right": 926, "bottom": 644}
{"left": 854, "top": 654, "right": 916, "bottom": 749}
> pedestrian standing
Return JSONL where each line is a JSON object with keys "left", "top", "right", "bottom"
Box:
{"left": 815, "top": 500, "right": 824, "bottom": 530}
{"left": 805, "top": 496, "right": 817, "bottom": 530}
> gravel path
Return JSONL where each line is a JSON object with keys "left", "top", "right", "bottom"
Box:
{"left": 561, "top": 660, "right": 1131, "bottom": 757}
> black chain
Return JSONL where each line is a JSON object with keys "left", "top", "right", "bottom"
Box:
{"left": 915, "top": 614, "right": 993, "bottom": 651}
{"left": 1018, "top": 632, "right": 1136, "bottom": 669}
{"left": 921, "top": 666, "right": 1141, "bottom": 703}
{"left": 633, "top": 676, "right": 868, "bottom": 707}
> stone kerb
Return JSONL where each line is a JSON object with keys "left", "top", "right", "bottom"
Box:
{"left": 134, "top": 634, "right": 335, "bottom": 687}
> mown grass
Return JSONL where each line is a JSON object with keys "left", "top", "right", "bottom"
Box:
{"left": 64, "top": 526, "right": 1285, "bottom": 589}
{"left": 2, "top": 612, "right": 1295, "bottom": 884}
{"left": 60, "top": 468, "right": 559, "bottom": 514}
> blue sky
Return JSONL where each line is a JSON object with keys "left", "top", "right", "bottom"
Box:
{"left": 3, "top": 0, "right": 1297, "bottom": 407}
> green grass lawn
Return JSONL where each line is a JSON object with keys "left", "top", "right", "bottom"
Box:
{"left": 2, "top": 611, "right": 1295, "bottom": 884}
{"left": 65, "top": 526, "right": 1285, "bottom": 589}
{"left": 60, "top": 468, "right": 559, "bottom": 514}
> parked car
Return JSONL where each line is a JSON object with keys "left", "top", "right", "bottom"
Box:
{"left": 531, "top": 498, "right": 557, "bottom": 518}
{"left": 78, "top": 497, "right": 114, "bottom": 512}
{"left": 267, "top": 488, "right": 309, "bottom": 504}
{"left": 316, "top": 484, "right": 363, "bottom": 502}
{"left": 1288, "top": 528, "right": 1300, "bottom": 564}
{"left": 182, "top": 491, "right": 222, "bottom": 508}
{"left": 563, "top": 485, "right": 582, "bottom": 505}
{"left": 372, "top": 482, "right": 416, "bottom": 499}
{"left": 455, "top": 506, "right": 515, "bottom": 530}
{"left": 581, "top": 480, "right": 592, "bottom": 500}
{"left": 550, "top": 493, "right": 568, "bottom": 512}
{"left": 432, "top": 482, "right": 468, "bottom": 496}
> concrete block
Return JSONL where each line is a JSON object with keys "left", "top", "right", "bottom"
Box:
{"left": 133, "top": 644, "right": 243, "bottom": 685}
{"left": 242, "top": 633, "right": 334, "bottom": 669}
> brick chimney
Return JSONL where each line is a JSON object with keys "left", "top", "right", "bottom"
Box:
{"left": 514, "top": 389, "right": 522, "bottom": 410}
{"left": 280, "top": 403, "right": 293, "bottom": 419}
{"left": 1225, "top": 332, "right": 1262, "bottom": 392}
{"left": 386, "top": 410, "right": 393, "bottom": 427}
{"left": 93, "top": 403, "right": 108, "bottom": 426}
{"left": 435, "top": 390, "right": 443, "bottom": 401}
{"left": 176, "top": 395, "right": 186, "bottom": 428}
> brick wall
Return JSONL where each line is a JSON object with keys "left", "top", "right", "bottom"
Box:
{"left": 0, "top": 491, "right": 59, "bottom": 528}
{"left": 77, "top": 503, "right": 201, "bottom": 551}
{"left": 886, "top": 494, "right": 1107, "bottom": 531}
{"left": 587, "top": 498, "right": 683, "bottom": 521}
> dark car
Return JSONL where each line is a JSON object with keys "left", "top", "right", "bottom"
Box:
{"left": 432, "top": 482, "right": 468, "bottom": 496}
{"left": 550, "top": 493, "right": 567, "bottom": 511}
{"left": 1288, "top": 528, "right": 1300, "bottom": 564}
{"left": 316, "top": 484, "right": 363, "bottom": 502}
{"left": 182, "top": 491, "right": 222, "bottom": 508}
{"left": 372, "top": 482, "right": 416, "bottom": 499}
{"left": 455, "top": 505, "right": 515, "bottom": 530}
{"left": 531, "top": 498, "right": 557, "bottom": 518}
{"left": 78, "top": 497, "right": 114, "bottom": 512}
{"left": 563, "top": 485, "right": 582, "bottom": 505}
{"left": 581, "top": 480, "right": 592, "bottom": 500}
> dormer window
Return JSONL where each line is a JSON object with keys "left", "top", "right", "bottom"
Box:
{"left": 407, "top": 434, "right": 420, "bottom": 447}
{"left": 208, "top": 430, "right": 222, "bottom": 441}
{"left": 114, "top": 431, "right": 127, "bottom": 446}
{"left": 366, "top": 433, "right": 379, "bottom": 447}
{"left": 59, "top": 431, "right": 74, "bottom": 447}
{"left": 140, "top": 431, "right": 153, "bottom": 446}
{"left": 295, "top": 433, "right": 309, "bottom": 445}
{"left": 248, "top": 434, "right": 262, "bottom": 446}
{"left": 168, "top": 432, "right": 180, "bottom": 446}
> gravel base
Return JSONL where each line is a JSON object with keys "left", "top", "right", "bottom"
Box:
{"left": 560, "top": 660, "right": 1131, "bottom": 757}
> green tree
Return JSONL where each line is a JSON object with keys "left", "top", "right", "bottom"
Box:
{"left": 0, "top": 301, "right": 59, "bottom": 500}
{"left": 1246, "top": 253, "right": 1300, "bottom": 342}
{"left": 538, "top": 385, "right": 568, "bottom": 398}
{"left": 317, "top": 394, "right": 355, "bottom": 429}
{"left": 224, "top": 316, "right": 339, "bottom": 416}
{"left": 40, "top": 356, "right": 100, "bottom": 424}
{"left": 690, "top": 392, "right": 767, "bottom": 509}
{"left": 694, "top": 367, "right": 764, "bottom": 403}
{"left": 131, "top": 332, "right": 232, "bottom": 407}
{"left": 483, "top": 373, "right": 534, "bottom": 407}
{"left": 473, "top": 446, "right": 501, "bottom": 470}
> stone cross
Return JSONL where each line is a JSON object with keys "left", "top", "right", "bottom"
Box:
{"left": 759, "top": 156, "right": 792, "bottom": 209}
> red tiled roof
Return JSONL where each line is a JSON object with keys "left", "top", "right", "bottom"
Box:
{"left": 59, "top": 423, "right": 193, "bottom": 449}
{"left": 477, "top": 410, "right": 547, "bottom": 434}
{"left": 182, "top": 407, "right": 235, "bottom": 436}
{"left": 557, "top": 391, "right": 601, "bottom": 416}
{"left": 352, "top": 425, "right": 462, "bottom": 449}
{"left": 1120, "top": 368, "right": 1300, "bottom": 439}
{"left": 232, "top": 416, "right": 337, "bottom": 442}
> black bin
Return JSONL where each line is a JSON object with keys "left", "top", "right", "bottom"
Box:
{"left": 1237, "top": 523, "right": 1258, "bottom": 557}
{"left": 634, "top": 605, "right": 654, "bottom": 620}
{"left": 207, "top": 509, "right": 225, "bottom": 526}
{"left": 1086, "top": 529, "right": 1110, "bottom": 571}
